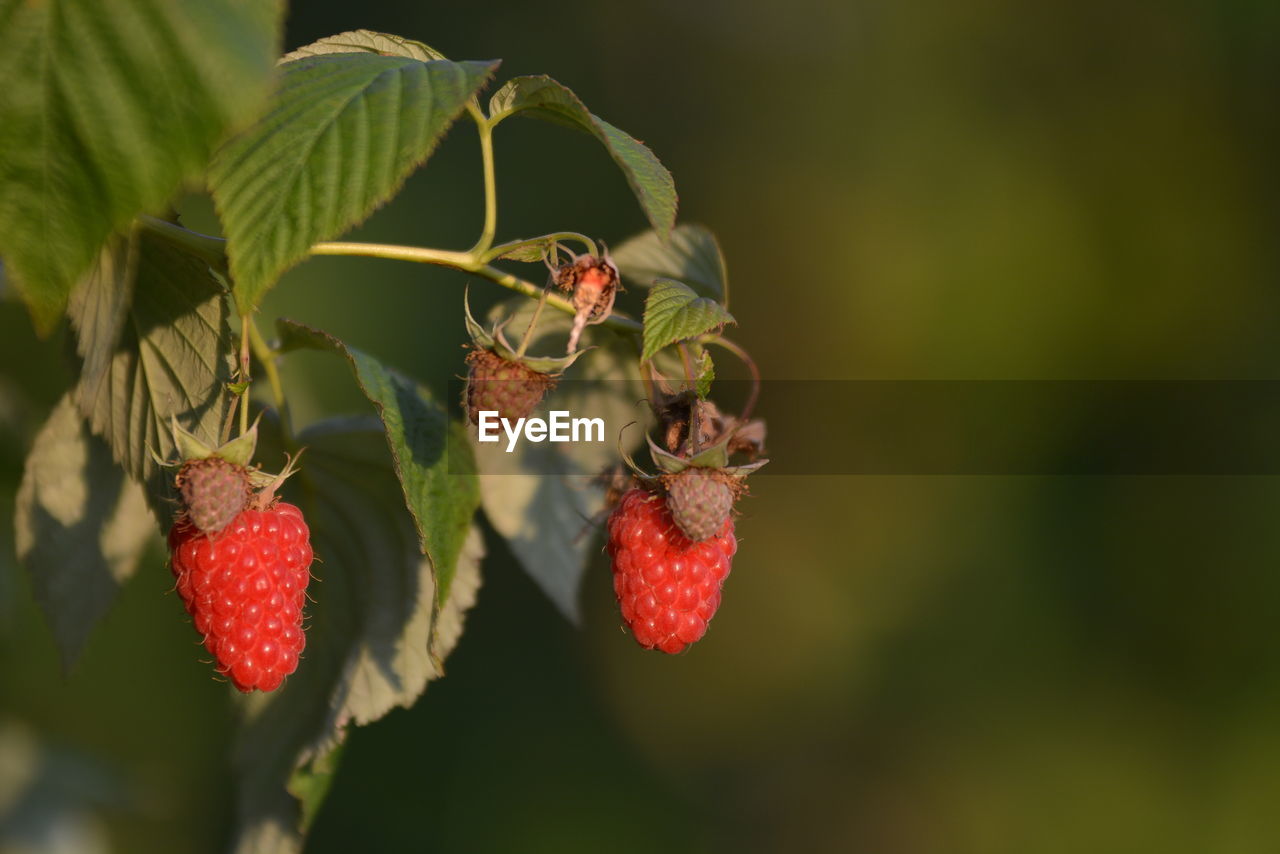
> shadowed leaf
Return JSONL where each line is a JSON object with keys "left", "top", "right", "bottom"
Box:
{"left": 612, "top": 224, "right": 728, "bottom": 302}
{"left": 276, "top": 320, "right": 479, "bottom": 601}
{"left": 15, "top": 395, "right": 154, "bottom": 670}
{"left": 68, "top": 230, "right": 236, "bottom": 521}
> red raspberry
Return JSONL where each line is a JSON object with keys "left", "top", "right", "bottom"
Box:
{"left": 168, "top": 503, "right": 313, "bottom": 692}
{"left": 606, "top": 488, "right": 736, "bottom": 654}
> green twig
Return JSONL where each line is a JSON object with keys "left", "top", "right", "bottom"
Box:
{"left": 677, "top": 341, "right": 700, "bottom": 453}
{"left": 309, "top": 242, "right": 476, "bottom": 268}
{"left": 238, "top": 315, "right": 251, "bottom": 436}
{"left": 248, "top": 318, "right": 293, "bottom": 442}
{"left": 482, "top": 232, "right": 599, "bottom": 263}
{"left": 306, "top": 241, "right": 642, "bottom": 335}
{"left": 134, "top": 216, "right": 637, "bottom": 335}
{"left": 514, "top": 286, "right": 549, "bottom": 360}
{"left": 468, "top": 105, "right": 498, "bottom": 256}
{"left": 702, "top": 335, "right": 760, "bottom": 421}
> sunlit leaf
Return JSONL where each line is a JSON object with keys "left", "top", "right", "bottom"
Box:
{"left": 211, "top": 53, "right": 499, "bottom": 312}
{"left": 283, "top": 29, "right": 447, "bottom": 63}
{"left": 641, "top": 278, "right": 735, "bottom": 362}
{"left": 695, "top": 349, "right": 715, "bottom": 399}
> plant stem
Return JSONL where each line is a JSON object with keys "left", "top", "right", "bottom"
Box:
{"left": 248, "top": 323, "right": 286, "bottom": 411}
{"left": 309, "top": 242, "right": 477, "bottom": 268}
{"left": 219, "top": 391, "right": 241, "bottom": 447}
{"left": 676, "top": 342, "right": 696, "bottom": 389}
{"left": 702, "top": 335, "right": 760, "bottom": 421}
{"left": 677, "top": 342, "right": 701, "bottom": 453}
{"left": 133, "top": 218, "right": 636, "bottom": 335}
{"left": 514, "top": 287, "right": 549, "bottom": 360}
{"left": 468, "top": 105, "right": 498, "bottom": 256}
{"left": 481, "top": 232, "right": 599, "bottom": 264}
{"left": 307, "top": 241, "right": 643, "bottom": 335}
{"left": 248, "top": 318, "right": 292, "bottom": 441}
{"left": 239, "top": 315, "right": 251, "bottom": 436}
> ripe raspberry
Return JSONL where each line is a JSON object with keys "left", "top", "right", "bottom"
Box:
{"left": 464, "top": 347, "right": 556, "bottom": 424}
{"left": 176, "top": 456, "right": 250, "bottom": 535}
{"left": 665, "top": 468, "right": 734, "bottom": 543}
{"left": 606, "top": 488, "right": 736, "bottom": 654}
{"left": 168, "top": 503, "right": 313, "bottom": 692}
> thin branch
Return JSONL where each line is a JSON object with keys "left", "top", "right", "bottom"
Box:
{"left": 702, "top": 335, "right": 760, "bottom": 421}
{"left": 308, "top": 240, "right": 643, "bottom": 335}
{"left": 309, "top": 242, "right": 476, "bottom": 267}
{"left": 238, "top": 315, "right": 251, "bottom": 436}
{"left": 468, "top": 105, "right": 498, "bottom": 256}
{"left": 482, "top": 232, "right": 599, "bottom": 263}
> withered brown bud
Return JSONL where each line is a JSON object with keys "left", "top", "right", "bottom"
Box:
{"left": 555, "top": 253, "right": 619, "bottom": 352}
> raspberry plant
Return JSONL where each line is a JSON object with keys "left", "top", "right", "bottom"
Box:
{"left": 3, "top": 12, "right": 767, "bottom": 853}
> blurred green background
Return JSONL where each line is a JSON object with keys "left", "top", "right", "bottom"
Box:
{"left": 3, "top": 0, "right": 1280, "bottom": 852}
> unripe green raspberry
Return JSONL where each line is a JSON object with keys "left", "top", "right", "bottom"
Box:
{"left": 177, "top": 456, "right": 251, "bottom": 535}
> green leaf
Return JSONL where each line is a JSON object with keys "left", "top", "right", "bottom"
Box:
{"left": 641, "top": 278, "right": 736, "bottom": 362}
{"left": 283, "top": 29, "right": 448, "bottom": 63}
{"left": 286, "top": 742, "right": 343, "bottom": 836}
{"left": 211, "top": 53, "right": 500, "bottom": 312}
{"left": 489, "top": 76, "right": 677, "bottom": 237}
{"left": 0, "top": 0, "right": 283, "bottom": 334}
{"left": 472, "top": 302, "right": 642, "bottom": 620}
{"left": 231, "top": 418, "right": 485, "bottom": 854}
{"left": 67, "top": 229, "right": 237, "bottom": 518}
{"left": 695, "top": 349, "right": 715, "bottom": 399}
{"left": 275, "top": 320, "right": 480, "bottom": 601}
{"left": 14, "top": 395, "right": 154, "bottom": 670}
{"left": 494, "top": 238, "right": 558, "bottom": 263}
{"left": 612, "top": 224, "right": 728, "bottom": 302}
